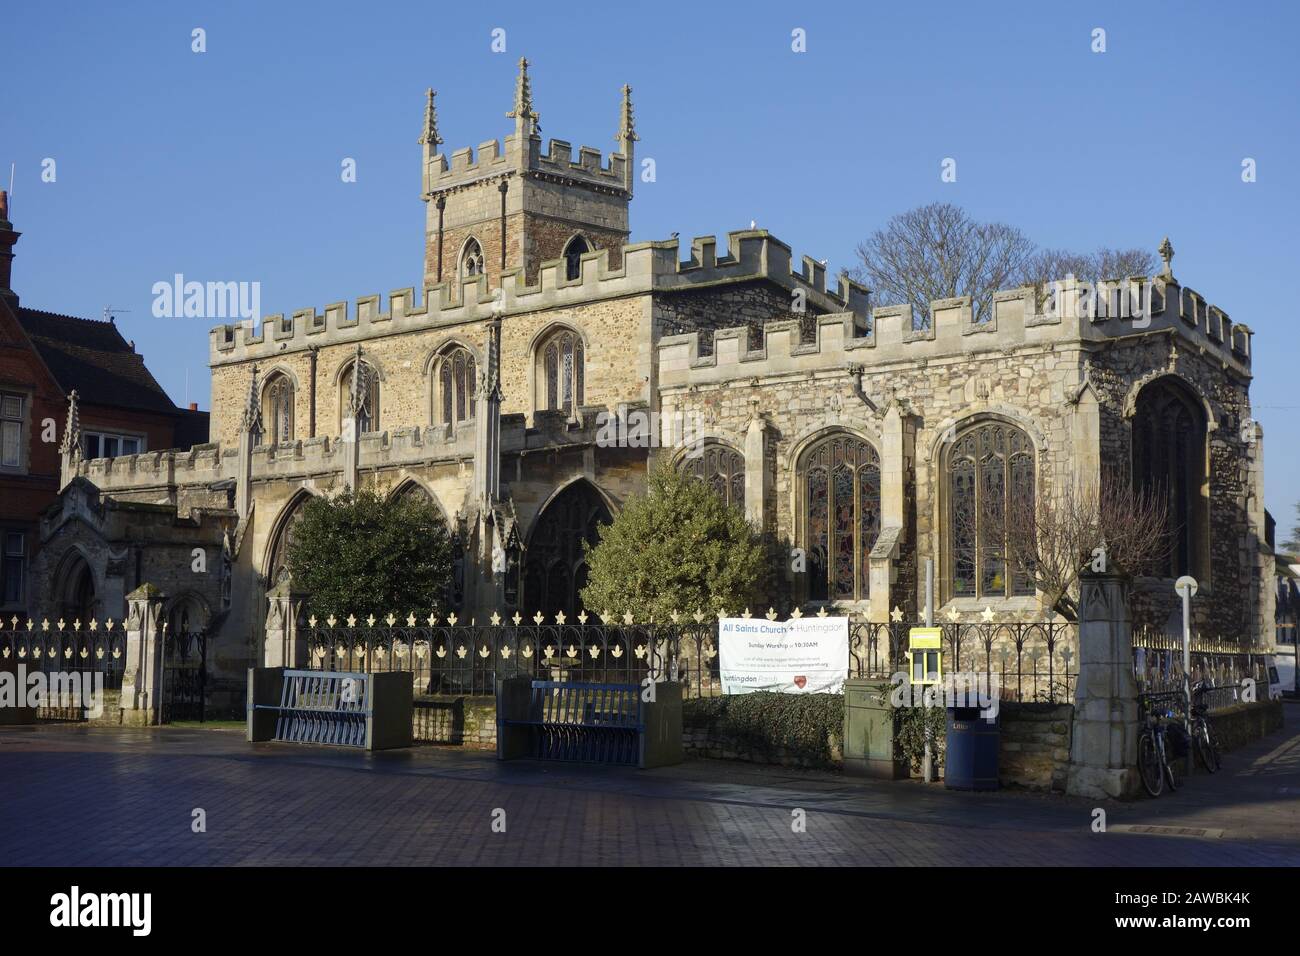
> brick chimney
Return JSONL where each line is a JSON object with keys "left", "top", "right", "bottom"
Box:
{"left": 0, "top": 190, "right": 19, "bottom": 303}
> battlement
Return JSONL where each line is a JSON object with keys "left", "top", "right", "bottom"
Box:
{"left": 211, "top": 230, "right": 868, "bottom": 365}
{"left": 533, "top": 138, "right": 628, "bottom": 190}
{"left": 656, "top": 274, "right": 1251, "bottom": 388}
{"left": 73, "top": 407, "right": 616, "bottom": 493}
{"left": 423, "top": 134, "right": 630, "bottom": 195}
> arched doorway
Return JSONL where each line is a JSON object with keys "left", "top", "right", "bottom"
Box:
{"left": 522, "top": 481, "right": 612, "bottom": 620}
{"left": 56, "top": 552, "right": 97, "bottom": 623}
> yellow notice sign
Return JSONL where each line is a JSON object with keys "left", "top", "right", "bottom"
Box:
{"left": 906, "top": 627, "right": 943, "bottom": 685}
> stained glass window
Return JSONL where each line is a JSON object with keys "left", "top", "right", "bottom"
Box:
{"left": 799, "top": 434, "right": 881, "bottom": 602}
{"left": 682, "top": 443, "right": 745, "bottom": 509}
{"left": 947, "top": 422, "right": 1035, "bottom": 599}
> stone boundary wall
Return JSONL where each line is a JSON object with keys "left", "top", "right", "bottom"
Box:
{"left": 1207, "top": 699, "right": 1284, "bottom": 753}
{"left": 998, "top": 702, "right": 1073, "bottom": 792}
{"left": 413, "top": 697, "right": 497, "bottom": 749}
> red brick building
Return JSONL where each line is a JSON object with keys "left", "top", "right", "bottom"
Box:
{"left": 0, "top": 190, "right": 208, "bottom": 622}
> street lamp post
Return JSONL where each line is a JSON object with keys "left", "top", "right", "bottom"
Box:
{"left": 1174, "top": 575, "right": 1198, "bottom": 776}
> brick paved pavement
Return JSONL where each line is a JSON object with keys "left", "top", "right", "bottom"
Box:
{"left": 1, "top": 704, "right": 1296, "bottom": 867}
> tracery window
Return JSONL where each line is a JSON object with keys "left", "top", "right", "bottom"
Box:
{"left": 340, "top": 359, "right": 380, "bottom": 434}
{"left": 461, "top": 238, "right": 484, "bottom": 279}
{"left": 262, "top": 373, "right": 294, "bottom": 444}
{"left": 540, "top": 328, "right": 584, "bottom": 413}
{"left": 1133, "top": 378, "right": 1206, "bottom": 578}
{"left": 521, "top": 481, "right": 610, "bottom": 619}
{"left": 948, "top": 421, "right": 1035, "bottom": 599}
{"left": 563, "top": 235, "right": 590, "bottom": 281}
{"left": 800, "top": 434, "right": 881, "bottom": 602}
{"left": 437, "top": 347, "right": 477, "bottom": 425}
{"left": 682, "top": 443, "right": 745, "bottom": 509}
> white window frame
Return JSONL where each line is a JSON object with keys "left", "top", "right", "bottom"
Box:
{"left": 83, "top": 429, "right": 147, "bottom": 460}
{"left": 0, "top": 391, "right": 29, "bottom": 472}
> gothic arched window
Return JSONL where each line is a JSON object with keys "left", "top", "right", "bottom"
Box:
{"left": 539, "top": 328, "right": 584, "bottom": 414}
{"left": 563, "top": 235, "right": 590, "bottom": 281}
{"left": 436, "top": 347, "right": 477, "bottom": 425}
{"left": 262, "top": 373, "right": 294, "bottom": 445}
{"left": 340, "top": 359, "right": 380, "bottom": 435}
{"left": 1133, "top": 378, "right": 1207, "bottom": 578}
{"left": 947, "top": 421, "right": 1036, "bottom": 600}
{"left": 800, "top": 434, "right": 881, "bottom": 602}
{"left": 521, "top": 481, "right": 611, "bottom": 620}
{"left": 461, "top": 238, "right": 484, "bottom": 279}
{"left": 266, "top": 494, "right": 312, "bottom": 586}
{"left": 682, "top": 443, "right": 745, "bottom": 509}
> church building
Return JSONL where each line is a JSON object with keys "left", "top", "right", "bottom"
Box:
{"left": 29, "top": 58, "right": 1274, "bottom": 682}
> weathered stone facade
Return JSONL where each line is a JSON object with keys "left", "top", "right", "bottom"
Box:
{"left": 33, "top": 59, "right": 1272, "bottom": 685}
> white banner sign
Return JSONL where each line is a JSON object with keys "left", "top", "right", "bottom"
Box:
{"left": 718, "top": 617, "right": 850, "bottom": 695}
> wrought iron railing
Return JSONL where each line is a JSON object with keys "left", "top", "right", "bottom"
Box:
{"left": 0, "top": 620, "right": 128, "bottom": 719}
{"left": 850, "top": 620, "right": 1078, "bottom": 703}
{"left": 302, "top": 613, "right": 1079, "bottom": 703}
{"left": 1132, "top": 629, "right": 1269, "bottom": 712}
{"left": 303, "top": 614, "right": 720, "bottom": 698}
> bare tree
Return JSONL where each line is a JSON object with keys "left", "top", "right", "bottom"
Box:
{"left": 1002, "top": 475, "right": 1172, "bottom": 621}
{"left": 1021, "top": 246, "right": 1158, "bottom": 298}
{"left": 954, "top": 471, "right": 1171, "bottom": 621}
{"left": 853, "top": 203, "right": 1157, "bottom": 328}
{"left": 852, "top": 203, "right": 1036, "bottom": 328}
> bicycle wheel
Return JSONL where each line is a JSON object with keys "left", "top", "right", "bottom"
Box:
{"left": 1137, "top": 731, "right": 1164, "bottom": 797}
{"left": 1196, "top": 722, "right": 1221, "bottom": 773}
{"left": 1162, "top": 737, "right": 1180, "bottom": 792}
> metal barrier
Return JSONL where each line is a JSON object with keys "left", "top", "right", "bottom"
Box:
{"left": 497, "top": 677, "right": 683, "bottom": 768}
{"left": 248, "top": 668, "right": 412, "bottom": 750}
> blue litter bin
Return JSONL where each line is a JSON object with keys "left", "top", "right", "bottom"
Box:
{"left": 944, "top": 706, "right": 999, "bottom": 790}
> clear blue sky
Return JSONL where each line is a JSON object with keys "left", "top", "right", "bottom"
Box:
{"left": 5, "top": 0, "right": 1298, "bottom": 530}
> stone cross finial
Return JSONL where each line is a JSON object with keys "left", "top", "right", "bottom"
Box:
{"left": 506, "top": 56, "right": 539, "bottom": 133}
{"left": 58, "top": 389, "right": 81, "bottom": 456}
{"left": 1158, "top": 236, "right": 1175, "bottom": 280}
{"left": 239, "top": 365, "right": 263, "bottom": 436}
{"left": 616, "top": 84, "right": 638, "bottom": 146}
{"left": 418, "top": 88, "right": 442, "bottom": 148}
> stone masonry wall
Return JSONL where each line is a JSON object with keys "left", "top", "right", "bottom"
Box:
{"left": 210, "top": 295, "right": 652, "bottom": 449}
{"left": 998, "top": 702, "right": 1073, "bottom": 791}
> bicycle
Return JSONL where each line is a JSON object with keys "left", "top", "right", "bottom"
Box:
{"left": 1137, "top": 694, "right": 1181, "bottom": 797}
{"left": 1189, "top": 680, "right": 1222, "bottom": 773}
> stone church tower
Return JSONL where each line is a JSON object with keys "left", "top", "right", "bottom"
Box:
{"left": 422, "top": 58, "right": 636, "bottom": 289}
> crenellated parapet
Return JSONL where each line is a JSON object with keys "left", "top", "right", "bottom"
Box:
{"left": 210, "top": 230, "right": 868, "bottom": 366}
{"left": 69, "top": 404, "right": 621, "bottom": 494}
{"left": 424, "top": 136, "right": 630, "bottom": 196}
{"left": 657, "top": 273, "right": 1251, "bottom": 389}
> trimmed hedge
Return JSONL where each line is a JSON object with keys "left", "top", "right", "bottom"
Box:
{"left": 683, "top": 693, "right": 844, "bottom": 768}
